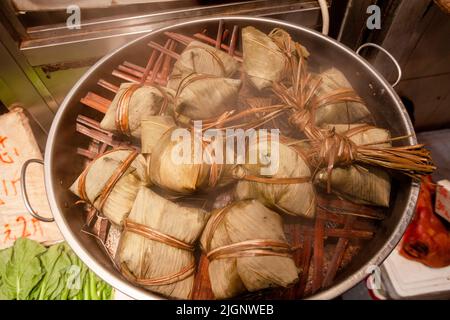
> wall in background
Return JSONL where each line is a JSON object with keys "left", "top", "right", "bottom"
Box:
{"left": 371, "top": 1, "right": 450, "bottom": 132}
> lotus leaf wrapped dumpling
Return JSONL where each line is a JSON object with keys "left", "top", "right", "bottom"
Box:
{"left": 70, "top": 149, "right": 148, "bottom": 225}
{"left": 313, "top": 68, "right": 372, "bottom": 126}
{"left": 314, "top": 124, "right": 391, "bottom": 206}
{"left": 167, "top": 40, "right": 239, "bottom": 90}
{"left": 149, "top": 127, "right": 234, "bottom": 194}
{"left": 117, "top": 186, "right": 209, "bottom": 299}
{"left": 200, "top": 200, "right": 298, "bottom": 299}
{"left": 234, "top": 134, "right": 316, "bottom": 218}
{"left": 173, "top": 74, "right": 241, "bottom": 122}
{"left": 100, "top": 83, "right": 174, "bottom": 138}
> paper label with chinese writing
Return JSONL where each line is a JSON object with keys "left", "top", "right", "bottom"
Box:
{"left": 0, "top": 108, "right": 62, "bottom": 249}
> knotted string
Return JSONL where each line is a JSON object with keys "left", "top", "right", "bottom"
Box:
{"left": 307, "top": 125, "right": 435, "bottom": 191}
{"left": 267, "top": 32, "right": 435, "bottom": 184}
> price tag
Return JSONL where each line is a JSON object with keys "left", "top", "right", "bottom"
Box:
{"left": 0, "top": 108, "right": 62, "bottom": 249}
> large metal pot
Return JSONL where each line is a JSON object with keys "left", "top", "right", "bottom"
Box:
{"left": 22, "top": 16, "right": 419, "bottom": 300}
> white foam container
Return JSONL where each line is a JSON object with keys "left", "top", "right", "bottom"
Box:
{"left": 381, "top": 246, "right": 450, "bottom": 299}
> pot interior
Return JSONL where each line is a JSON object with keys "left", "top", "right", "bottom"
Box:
{"left": 46, "top": 17, "right": 418, "bottom": 299}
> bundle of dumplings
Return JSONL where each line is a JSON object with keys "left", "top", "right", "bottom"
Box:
{"left": 70, "top": 25, "right": 433, "bottom": 299}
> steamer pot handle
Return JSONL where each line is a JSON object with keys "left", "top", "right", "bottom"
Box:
{"left": 356, "top": 43, "right": 402, "bottom": 87}
{"left": 20, "top": 159, "right": 55, "bottom": 222}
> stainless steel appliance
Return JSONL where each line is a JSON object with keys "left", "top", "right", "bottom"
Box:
{"left": 23, "top": 16, "right": 418, "bottom": 300}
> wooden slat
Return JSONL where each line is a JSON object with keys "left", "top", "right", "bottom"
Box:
{"left": 97, "top": 79, "right": 119, "bottom": 93}
{"left": 296, "top": 234, "right": 312, "bottom": 297}
{"left": 75, "top": 123, "right": 121, "bottom": 148}
{"left": 312, "top": 217, "right": 324, "bottom": 293}
{"left": 163, "top": 31, "right": 193, "bottom": 46}
{"left": 80, "top": 92, "right": 110, "bottom": 113}
{"left": 215, "top": 20, "right": 224, "bottom": 49}
{"left": 148, "top": 41, "right": 180, "bottom": 60}
{"left": 298, "top": 224, "right": 373, "bottom": 240}
{"left": 161, "top": 41, "right": 177, "bottom": 80}
{"left": 286, "top": 223, "right": 302, "bottom": 299}
{"left": 123, "top": 61, "right": 168, "bottom": 80}
{"left": 228, "top": 25, "right": 239, "bottom": 56}
{"left": 111, "top": 69, "right": 165, "bottom": 86}
{"left": 323, "top": 216, "right": 355, "bottom": 287}
{"left": 317, "top": 196, "right": 386, "bottom": 220}
{"left": 193, "top": 33, "right": 243, "bottom": 61}
{"left": 318, "top": 209, "right": 378, "bottom": 232}
{"left": 76, "top": 147, "right": 96, "bottom": 159}
{"left": 77, "top": 114, "right": 111, "bottom": 135}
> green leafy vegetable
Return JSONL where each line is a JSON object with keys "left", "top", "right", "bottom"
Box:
{"left": 0, "top": 247, "right": 13, "bottom": 300}
{"left": 0, "top": 238, "right": 46, "bottom": 300}
{"left": 0, "top": 238, "right": 114, "bottom": 300}
{"left": 36, "top": 243, "right": 71, "bottom": 300}
{"left": 62, "top": 242, "right": 89, "bottom": 300}
{"left": 0, "top": 247, "right": 12, "bottom": 279}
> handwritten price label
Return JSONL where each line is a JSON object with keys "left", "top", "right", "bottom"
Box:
{"left": 0, "top": 108, "right": 62, "bottom": 249}
{"left": 2, "top": 215, "right": 44, "bottom": 244}
{"left": 0, "top": 135, "right": 21, "bottom": 207}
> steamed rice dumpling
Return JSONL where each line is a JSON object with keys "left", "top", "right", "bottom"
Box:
{"left": 315, "top": 165, "right": 391, "bottom": 206}
{"left": 167, "top": 40, "right": 239, "bottom": 90}
{"left": 117, "top": 186, "right": 209, "bottom": 299}
{"left": 234, "top": 134, "right": 316, "bottom": 218}
{"left": 242, "top": 26, "right": 287, "bottom": 91}
{"left": 313, "top": 68, "right": 372, "bottom": 126}
{"left": 200, "top": 200, "right": 298, "bottom": 299}
{"left": 70, "top": 149, "right": 148, "bottom": 225}
{"left": 324, "top": 123, "right": 391, "bottom": 147}
{"left": 314, "top": 124, "right": 391, "bottom": 206}
{"left": 141, "top": 116, "right": 177, "bottom": 155}
{"left": 242, "top": 27, "right": 309, "bottom": 91}
{"left": 269, "top": 28, "right": 310, "bottom": 58}
{"left": 173, "top": 74, "right": 241, "bottom": 121}
{"left": 100, "top": 83, "right": 174, "bottom": 138}
{"left": 149, "top": 127, "right": 235, "bottom": 194}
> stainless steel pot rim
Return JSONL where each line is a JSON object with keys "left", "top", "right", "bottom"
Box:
{"left": 44, "top": 16, "right": 419, "bottom": 300}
